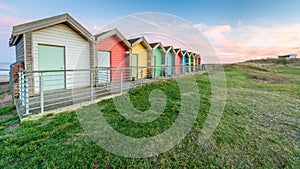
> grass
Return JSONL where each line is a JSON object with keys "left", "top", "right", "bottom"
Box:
{"left": 0, "top": 62, "right": 299, "bottom": 168}
{"left": 0, "top": 89, "right": 10, "bottom": 95}
{"left": 98, "top": 81, "right": 182, "bottom": 138}
{"left": 280, "top": 67, "right": 300, "bottom": 75}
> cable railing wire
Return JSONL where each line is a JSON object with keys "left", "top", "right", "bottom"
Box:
{"left": 16, "top": 65, "right": 205, "bottom": 116}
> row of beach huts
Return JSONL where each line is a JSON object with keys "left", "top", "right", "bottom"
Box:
{"left": 8, "top": 13, "right": 203, "bottom": 116}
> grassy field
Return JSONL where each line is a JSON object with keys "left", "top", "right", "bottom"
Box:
{"left": 0, "top": 61, "right": 299, "bottom": 168}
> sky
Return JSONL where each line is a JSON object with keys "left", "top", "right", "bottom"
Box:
{"left": 0, "top": 0, "right": 300, "bottom": 64}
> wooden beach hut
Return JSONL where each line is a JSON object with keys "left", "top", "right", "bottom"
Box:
{"left": 192, "top": 53, "right": 197, "bottom": 71}
{"left": 128, "top": 37, "right": 152, "bottom": 80}
{"left": 182, "top": 50, "right": 189, "bottom": 73}
{"left": 188, "top": 52, "right": 194, "bottom": 72}
{"left": 164, "top": 46, "right": 176, "bottom": 75}
{"left": 95, "top": 28, "right": 130, "bottom": 83}
{"left": 150, "top": 42, "right": 166, "bottom": 77}
{"left": 9, "top": 13, "right": 95, "bottom": 93}
{"left": 197, "top": 54, "right": 201, "bottom": 70}
{"left": 174, "top": 48, "right": 183, "bottom": 74}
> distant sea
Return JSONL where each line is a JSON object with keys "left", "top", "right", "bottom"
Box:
{"left": 0, "top": 62, "right": 11, "bottom": 82}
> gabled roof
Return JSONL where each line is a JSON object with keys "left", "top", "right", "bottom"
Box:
{"left": 164, "top": 46, "right": 176, "bottom": 54}
{"left": 164, "top": 46, "right": 171, "bottom": 51}
{"left": 149, "top": 42, "right": 166, "bottom": 53}
{"left": 194, "top": 53, "right": 201, "bottom": 59}
{"left": 128, "top": 37, "right": 140, "bottom": 44}
{"left": 149, "top": 43, "right": 159, "bottom": 49}
{"left": 128, "top": 36, "right": 152, "bottom": 50}
{"left": 182, "top": 50, "right": 188, "bottom": 56}
{"left": 95, "top": 28, "right": 130, "bottom": 48}
{"left": 193, "top": 53, "right": 200, "bottom": 57}
{"left": 9, "top": 13, "right": 94, "bottom": 46}
{"left": 192, "top": 53, "right": 198, "bottom": 57}
{"left": 174, "top": 48, "right": 183, "bottom": 55}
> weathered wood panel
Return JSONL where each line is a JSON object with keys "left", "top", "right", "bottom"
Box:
{"left": 15, "top": 35, "right": 24, "bottom": 62}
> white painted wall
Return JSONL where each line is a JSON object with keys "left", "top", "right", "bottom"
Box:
{"left": 32, "top": 23, "right": 90, "bottom": 91}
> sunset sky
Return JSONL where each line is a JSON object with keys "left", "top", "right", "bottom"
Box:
{"left": 1, "top": 0, "right": 300, "bottom": 64}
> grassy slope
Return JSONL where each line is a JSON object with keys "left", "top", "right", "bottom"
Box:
{"left": 0, "top": 63, "right": 299, "bottom": 168}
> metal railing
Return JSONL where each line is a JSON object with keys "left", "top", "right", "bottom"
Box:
{"left": 17, "top": 65, "right": 205, "bottom": 116}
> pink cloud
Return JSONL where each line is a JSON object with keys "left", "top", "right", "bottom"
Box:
{"left": 0, "top": 3, "right": 16, "bottom": 12}
{"left": 0, "top": 16, "right": 27, "bottom": 44}
{"left": 0, "top": 16, "right": 25, "bottom": 35}
{"left": 0, "top": 16, "right": 24, "bottom": 27}
{"left": 74, "top": 13, "right": 300, "bottom": 64}
{"left": 199, "top": 23, "right": 300, "bottom": 63}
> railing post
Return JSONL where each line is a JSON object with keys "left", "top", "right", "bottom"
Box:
{"left": 107, "top": 68, "right": 109, "bottom": 83}
{"left": 128, "top": 68, "right": 131, "bottom": 90}
{"left": 161, "top": 65, "right": 163, "bottom": 78}
{"left": 23, "top": 75, "right": 25, "bottom": 102}
{"left": 140, "top": 69, "right": 143, "bottom": 87}
{"left": 165, "top": 66, "right": 167, "bottom": 80}
{"left": 109, "top": 68, "right": 112, "bottom": 92}
{"left": 179, "top": 66, "right": 181, "bottom": 77}
{"left": 137, "top": 66, "right": 139, "bottom": 81}
{"left": 154, "top": 67, "right": 156, "bottom": 81}
{"left": 186, "top": 65, "right": 188, "bottom": 73}
{"left": 18, "top": 72, "right": 23, "bottom": 102}
{"left": 39, "top": 72, "right": 44, "bottom": 114}
{"left": 120, "top": 69, "right": 123, "bottom": 94}
{"left": 91, "top": 72, "right": 94, "bottom": 100}
{"left": 172, "top": 66, "right": 175, "bottom": 80}
{"left": 23, "top": 73, "right": 26, "bottom": 107}
{"left": 25, "top": 74, "right": 29, "bottom": 115}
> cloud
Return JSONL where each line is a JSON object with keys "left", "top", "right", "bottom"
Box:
{"left": 237, "top": 20, "right": 242, "bottom": 26}
{"left": 2, "top": 12, "right": 299, "bottom": 64}
{"left": 0, "top": 16, "right": 25, "bottom": 37}
{"left": 194, "top": 23, "right": 207, "bottom": 31}
{"left": 84, "top": 14, "right": 223, "bottom": 63}
{"left": 0, "top": 3, "right": 16, "bottom": 12}
{"left": 94, "top": 14, "right": 202, "bottom": 51}
{"left": 198, "top": 23, "right": 300, "bottom": 63}
{"left": 0, "top": 16, "right": 24, "bottom": 27}
{"left": 0, "top": 16, "right": 26, "bottom": 48}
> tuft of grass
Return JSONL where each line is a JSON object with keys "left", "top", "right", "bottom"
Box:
{"left": 279, "top": 67, "right": 300, "bottom": 75}
{"left": 0, "top": 106, "right": 15, "bottom": 116}
{"left": 276, "top": 58, "right": 287, "bottom": 65}
{"left": 0, "top": 89, "right": 10, "bottom": 95}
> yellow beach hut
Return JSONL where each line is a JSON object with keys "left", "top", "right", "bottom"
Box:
{"left": 128, "top": 37, "right": 152, "bottom": 80}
